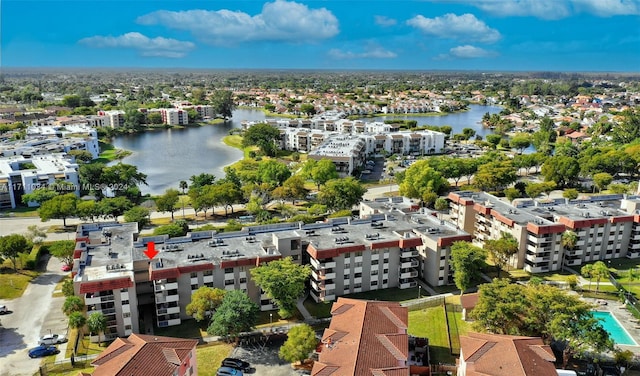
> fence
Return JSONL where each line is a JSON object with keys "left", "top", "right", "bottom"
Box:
{"left": 38, "top": 355, "right": 92, "bottom": 376}
{"left": 610, "top": 273, "right": 640, "bottom": 318}
{"left": 402, "top": 295, "right": 445, "bottom": 311}
{"left": 444, "top": 303, "right": 462, "bottom": 356}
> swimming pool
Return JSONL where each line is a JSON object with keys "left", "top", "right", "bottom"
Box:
{"left": 592, "top": 311, "right": 638, "bottom": 346}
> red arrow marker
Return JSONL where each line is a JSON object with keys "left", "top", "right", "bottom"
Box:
{"left": 144, "top": 241, "right": 159, "bottom": 260}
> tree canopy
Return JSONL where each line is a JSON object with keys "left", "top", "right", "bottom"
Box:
{"left": 398, "top": 160, "right": 449, "bottom": 200}
{"left": 484, "top": 232, "right": 519, "bottom": 277}
{"left": 207, "top": 290, "right": 259, "bottom": 338}
{"left": 242, "top": 123, "right": 281, "bottom": 157}
{"left": 0, "top": 234, "right": 31, "bottom": 271}
{"left": 48, "top": 240, "right": 75, "bottom": 267}
{"left": 471, "top": 279, "right": 613, "bottom": 368}
{"left": 186, "top": 287, "right": 226, "bottom": 322}
{"left": 450, "top": 241, "right": 486, "bottom": 294}
{"left": 303, "top": 159, "right": 339, "bottom": 189}
{"left": 39, "top": 193, "right": 78, "bottom": 226}
{"left": 279, "top": 324, "right": 318, "bottom": 364}
{"left": 250, "top": 257, "right": 311, "bottom": 318}
{"left": 317, "top": 177, "right": 366, "bottom": 212}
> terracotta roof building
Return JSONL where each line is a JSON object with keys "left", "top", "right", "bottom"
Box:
{"left": 458, "top": 332, "right": 557, "bottom": 376}
{"left": 89, "top": 334, "right": 198, "bottom": 376}
{"left": 311, "top": 298, "right": 411, "bottom": 376}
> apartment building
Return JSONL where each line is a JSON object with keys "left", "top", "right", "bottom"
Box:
{"left": 97, "top": 110, "right": 125, "bottom": 128}
{"left": 160, "top": 109, "right": 189, "bottom": 125}
{"left": 308, "top": 136, "right": 366, "bottom": 176}
{"left": 448, "top": 191, "right": 640, "bottom": 273}
{"left": 0, "top": 154, "right": 80, "bottom": 209}
{"left": 178, "top": 105, "right": 215, "bottom": 119}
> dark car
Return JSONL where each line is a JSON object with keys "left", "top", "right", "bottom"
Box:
{"left": 221, "top": 358, "right": 251, "bottom": 371}
{"left": 28, "top": 345, "right": 59, "bottom": 358}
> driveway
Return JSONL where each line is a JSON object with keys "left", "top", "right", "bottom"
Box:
{"left": 0, "top": 255, "right": 66, "bottom": 376}
{"left": 230, "top": 334, "right": 310, "bottom": 376}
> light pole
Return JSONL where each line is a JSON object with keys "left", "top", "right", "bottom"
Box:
{"left": 270, "top": 313, "right": 273, "bottom": 325}
{"left": 418, "top": 285, "right": 422, "bottom": 299}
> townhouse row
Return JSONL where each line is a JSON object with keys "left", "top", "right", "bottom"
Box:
{"left": 70, "top": 198, "right": 468, "bottom": 338}
{"left": 448, "top": 191, "right": 640, "bottom": 273}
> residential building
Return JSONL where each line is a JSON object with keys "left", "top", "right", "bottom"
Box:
{"left": 312, "top": 298, "right": 414, "bottom": 376}
{"left": 179, "top": 105, "right": 215, "bottom": 119}
{"left": 89, "top": 334, "right": 198, "bottom": 376}
{"left": 97, "top": 110, "right": 125, "bottom": 128}
{"left": 448, "top": 191, "right": 640, "bottom": 273}
{"left": 160, "top": 109, "right": 189, "bottom": 125}
{"left": 308, "top": 135, "right": 366, "bottom": 176}
{"left": 0, "top": 154, "right": 80, "bottom": 209}
{"left": 458, "top": 332, "right": 557, "bottom": 376}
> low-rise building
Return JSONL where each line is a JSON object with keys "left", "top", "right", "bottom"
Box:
{"left": 0, "top": 154, "right": 80, "bottom": 209}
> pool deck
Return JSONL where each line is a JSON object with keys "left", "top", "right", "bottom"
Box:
{"left": 589, "top": 298, "right": 640, "bottom": 354}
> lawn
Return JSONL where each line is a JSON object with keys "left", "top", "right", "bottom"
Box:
{"left": 303, "top": 296, "right": 333, "bottom": 319}
{"left": 53, "top": 275, "right": 71, "bottom": 298}
{"left": 38, "top": 357, "right": 94, "bottom": 376}
{"left": 0, "top": 206, "right": 40, "bottom": 217}
{"left": 0, "top": 268, "right": 40, "bottom": 299}
{"left": 408, "top": 306, "right": 456, "bottom": 364}
{"left": 93, "top": 141, "right": 131, "bottom": 164}
{"left": 154, "top": 319, "right": 208, "bottom": 339}
{"left": 254, "top": 309, "right": 300, "bottom": 328}
{"left": 196, "top": 342, "right": 234, "bottom": 376}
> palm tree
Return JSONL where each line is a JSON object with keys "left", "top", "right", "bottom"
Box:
{"left": 591, "top": 261, "right": 610, "bottom": 295}
{"left": 69, "top": 312, "right": 87, "bottom": 339}
{"left": 87, "top": 312, "right": 107, "bottom": 344}
{"left": 561, "top": 230, "right": 578, "bottom": 271}
{"left": 62, "top": 296, "right": 84, "bottom": 316}
{"left": 179, "top": 180, "right": 188, "bottom": 194}
{"left": 581, "top": 264, "right": 594, "bottom": 292}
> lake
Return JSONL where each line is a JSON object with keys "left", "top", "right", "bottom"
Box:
{"left": 112, "top": 105, "right": 501, "bottom": 195}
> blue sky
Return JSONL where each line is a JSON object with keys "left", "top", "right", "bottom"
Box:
{"left": 2, "top": 0, "right": 639, "bottom": 71}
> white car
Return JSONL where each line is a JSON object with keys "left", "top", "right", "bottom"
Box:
{"left": 39, "top": 334, "right": 67, "bottom": 345}
{"left": 0, "top": 305, "right": 7, "bottom": 314}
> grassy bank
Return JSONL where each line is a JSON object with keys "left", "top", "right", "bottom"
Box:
{"left": 94, "top": 141, "right": 131, "bottom": 164}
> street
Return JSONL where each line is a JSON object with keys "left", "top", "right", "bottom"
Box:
{"left": 0, "top": 255, "right": 67, "bottom": 376}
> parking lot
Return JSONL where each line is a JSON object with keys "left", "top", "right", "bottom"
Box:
{"left": 227, "top": 331, "right": 310, "bottom": 376}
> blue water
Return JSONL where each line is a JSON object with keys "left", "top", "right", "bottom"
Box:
{"left": 592, "top": 311, "right": 638, "bottom": 345}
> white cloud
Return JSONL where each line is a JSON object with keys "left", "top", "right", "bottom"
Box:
{"left": 329, "top": 44, "right": 397, "bottom": 59}
{"left": 407, "top": 13, "right": 501, "bottom": 43}
{"left": 430, "top": 0, "right": 640, "bottom": 19}
{"left": 375, "top": 15, "right": 397, "bottom": 27}
{"left": 136, "top": 0, "right": 339, "bottom": 45}
{"left": 449, "top": 45, "right": 496, "bottom": 58}
{"left": 79, "top": 32, "right": 195, "bottom": 58}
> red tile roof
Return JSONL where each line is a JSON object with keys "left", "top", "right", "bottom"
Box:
{"left": 459, "top": 332, "right": 557, "bottom": 376}
{"left": 79, "top": 277, "right": 133, "bottom": 294}
{"left": 311, "top": 298, "right": 409, "bottom": 376}
{"left": 91, "top": 334, "right": 198, "bottom": 376}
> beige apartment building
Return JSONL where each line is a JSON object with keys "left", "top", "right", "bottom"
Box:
{"left": 448, "top": 191, "right": 640, "bottom": 273}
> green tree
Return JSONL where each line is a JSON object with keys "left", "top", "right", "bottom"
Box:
{"left": 62, "top": 296, "right": 84, "bottom": 316}
{"left": 0, "top": 234, "right": 31, "bottom": 271}
{"left": 123, "top": 206, "right": 150, "bottom": 229}
{"left": 257, "top": 159, "right": 291, "bottom": 188}
{"left": 153, "top": 221, "right": 189, "bottom": 238}
{"left": 303, "top": 159, "right": 339, "bottom": 189}
{"left": 186, "top": 287, "right": 226, "bottom": 322}
{"left": 581, "top": 264, "right": 594, "bottom": 292}
{"left": 68, "top": 311, "right": 87, "bottom": 337}
{"left": 39, "top": 193, "right": 78, "bottom": 226}
{"left": 300, "top": 103, "right": 316, "bottom": 117}
{"left": 147, "top": 111, "right": 163, "bottom": 124}
{"left": 561, "top": 231, "right": 578, "bottom": 253}
{"left": 242, "top": 123, "right": 280, "bottom": 157}
{"left": 398, "top": 160, "right": 449, "bottom": 200}
{"left": 211, "top": 90, "right": 235, "bottom": 119}
{"left": 251, "top": 257, "right": 311, "bottom": 318}
{"left": 123, "top": 102, "right": 145, "bottom": 130}
{"left": 593, "top": 172, "right": 613, "bottom": 193}
{"left": 189, "top": 173, "right": 216, "bottom": 190}
{"left": 208, "top": 290, "right": 259, "bottom": 339}
{"left": 21, "top": 187, "right": 59, "bottom": 206}
{"left": 61, "top": 94, "right": 82, "bottom": 108}
{"left": 98, "top": 197, "right": 133, "bottom": 221}
{"left": 611, "top": 109, "right": 640, "bottom": 144}
{"left": 563, "top": 188, "right": 579, "bottom": 200}
{"left": 541, "top": 156, "right": 579, "bottom": 188}
{"left": 589, "top": 261, "right": 610, "bottom": 295}
{"left": 179, "top": 180, "right": 188, "bottom": 194}
{"left": 450, "top": 241, "right": 486, "bottom": 295}
{"left": 279, "top": 324, "right": 317, "bottom": 365}
{"left": 509, "top": 133, "right": 531, "bottom": 154}
{"left": 49, "top": 240, "right": 75, "bottom": 267}
{"left": 434, "top": 197, "right": 448, "bottom": 220}
{"left": 87, "top": 312, "right": 107, "bottom": 344}
{"left": 473, "top": 160, "right": 517, "bottom": 192}
{"left": 156, "top": 188, "right": 180, "bottom": 220}
{"left": 318, "top": 177, "right": 366, "bottom": 212}
{"left": 484, "top": 233, "right": 519, "bottom": 277}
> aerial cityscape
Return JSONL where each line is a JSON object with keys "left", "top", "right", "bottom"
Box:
{"left": 1, "top": 1, "right": 640, "bottom": 376}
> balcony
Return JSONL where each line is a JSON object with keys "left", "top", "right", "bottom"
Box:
{"left": 203, "top": 275, "right": 213, "bottom": 283}
{"left": 322, "top": 261, "right": 337, "bottom": 269}
{"left": 401, "top": 269, "right": 419, "bottom": 279}
{"left": 400, "top": 281, "right": 418, "bottom": 289}
{"left": 401, "top": 260, "right": 419, "bottom": 268}
{"left": 155, "top": 282, "right": 178, "bottom": 292}
{"left": 190, "top": 277, "right": 198, "bottom": 285}
{"left": 401, "top": 250, "right": 419, "bottom": 258}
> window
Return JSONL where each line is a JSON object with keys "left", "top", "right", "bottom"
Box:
{"left": 121, "top": 300, "right": 129, "bottom": 305}
{"left": 383, "top": 279, "right": 388, "bottom": 285}
{"left": 344, "top": 275, "right": 350, "bottom": 280}
{"left": 224, "top": 268, "right": 234, "bottom": 274}
{"left": 355, "top": 262, "right": 363, "bottom": 267}
{"left": 190, "top": 272, "right": 197, "bottom": 278}
{"left": 355, "top": 272, "right": 362, "bottom": 278}
{"left": 239, "top": 277, "right": 247, "bottom": 284}
{"left": 371, "top": 281, "right": 378, "bottom": 286}
{"left": 372, "top": 259, "right": 379, "bottom": 266}
{"left": 355, "top": 251, "right": 363, "bottom": 257}
{"left": 203, "top": 270, "right": 213, "bottom": 276}
{"left": 123, "top": 312, "right": 131, "bottom": 318}
{"left": 371, "top": 270, "right": 379, "bottom": 276}
{"left": 224, "top": 279, "right": 235, "bottom": 286}
{"left": 125, "top": 325, "right": 132, "bottom": 330}
{"left": 354, "top": 283, "right": 362, "bottom": 289}
{"left": 205, "top": 282, "right": 214, "bottom": 288}
{"left": 291, "top": 255, "right": 299, "bottom": 261}
{"left": 191, "top": 284, "right": 198, "bottom": 290}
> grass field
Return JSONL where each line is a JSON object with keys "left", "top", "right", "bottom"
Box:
{"left": 0, "top": 268, "right": 40, "bottom": 299}
{"left": 38, "top": 358, "right": 94, "bottom": 376}
{"left": 196, "top": 342, "right": 234, "bottom": 376}
{"left": 408, "top": 306, "right": 455, "bottom": 364}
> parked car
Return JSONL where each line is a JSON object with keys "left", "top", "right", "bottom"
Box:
{"left": 39, "top": 334, "right": 67, "bottom": 345}
{"left": 216, "top": 366, "right": 243, "bottom": 376}
{"left": 221, "top": 358, "right": 251, "bottom": 371}
{"left": 61, "top": 263, "right": 72, "bottom": 272}
{"left": 28, "top": 345, "right": 59, "bottom": 358}
{"left": 0, "top": 305, "right": 8, "bottom": 314}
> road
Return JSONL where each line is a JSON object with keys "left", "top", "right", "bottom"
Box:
{"left": 0, "top": 255, "right": 67, "bottom": 376}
